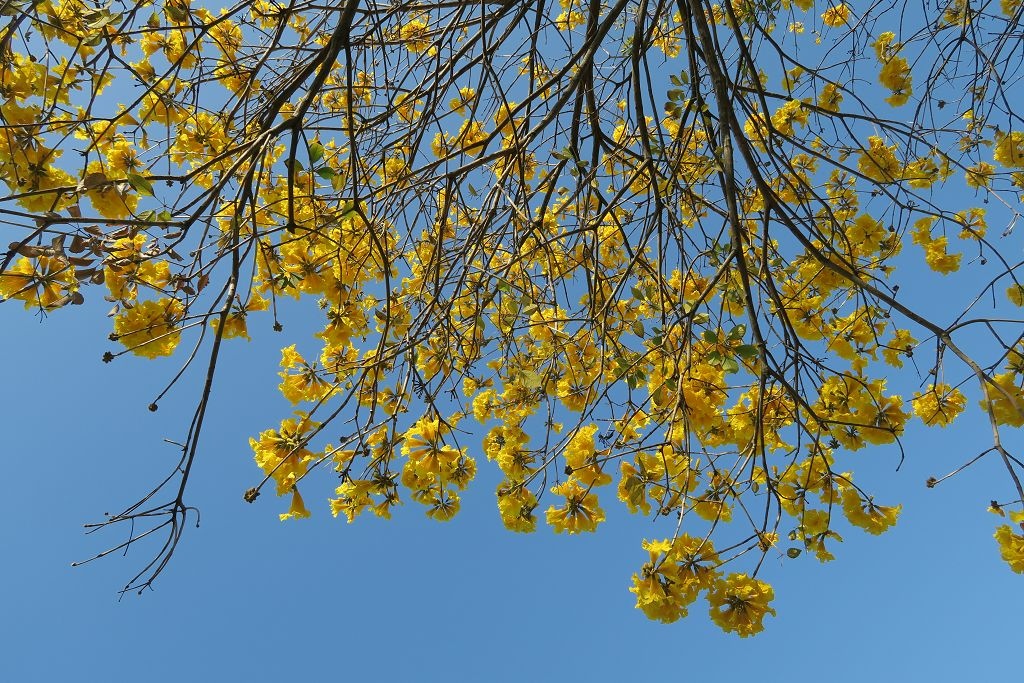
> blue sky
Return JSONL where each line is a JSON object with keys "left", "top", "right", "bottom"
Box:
{"left": 3, "top": 285, "right": 1021, "bottom": 681}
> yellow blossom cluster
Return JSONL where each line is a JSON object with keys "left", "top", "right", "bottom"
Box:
{"left": 706, "top": 573, "right": 776, "bottom": 637}
{"left": 993, "top": 131, "right": 1024, "bottom": 168}
{"left": 912, "top": 384, "right": 967, "bottom": 426}
{"left": 400, "top": 415, "right": 476, "bottom": 521}
{"left": 821, "top": 3, "right": 851, "bottom": 27}
{"left": 994, "top": 525, "right": 1024, "bottom": 573}
{"left": 250, "top": 415, "right": 318, "bottom": 497}
{"left": 113, "top": 298, "right": 185, "bottom": 358}
{"left": 873, "top": 32, "right": 913, "bottom": 106}
{"left": 0, "top": 254, "right": 77, "bottom": 309}
{"left": 911, "top": 217, "right": 962, "bottom": 274}
{"left": 630, "top": 535, "right": 722, "bottom": 623}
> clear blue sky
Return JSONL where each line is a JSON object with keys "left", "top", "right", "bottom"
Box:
{"left": 2, "top": 282, "right": 1021, "bottom": 681}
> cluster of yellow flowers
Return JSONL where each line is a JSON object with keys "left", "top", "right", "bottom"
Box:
{"left": 0, "top": 254, "right": 77, "bottom": 310}
{"left": 631, "top": 535, "right": 778, "bottom": 636}
{"left": 873, "top": 32, "right": 913, "bottom": 106}
{"left": 911, "top": 384, "right": 968, "bottom": 427}
{"left": 994, "top": 523, "right": 1024, "bottom": 573}
{"left": 911, "top": 217, "right": 962, "bottom": 274}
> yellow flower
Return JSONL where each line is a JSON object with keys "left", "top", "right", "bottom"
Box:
{"left": 799, "top": 509, "right": 843, "bottom": 561}
{"left": 425, "top": 489, "right": 461, "bottom": 521}
{"left": 743, "top": 112, "right": 769, "bottom": 145}
{"left": 279, "top": 488, "right": 312, "bottom": 521}
{"left": 212, "top": 292, "right": 266, "bottom": 342}
{"left": 496, "top": 481, "right": 538, "bottom": 532}
{"left": 402, "top": 414, "right": 461, "bottom": 477}
{"left": 394, "top": 93, "right": 421, "bottom": 122}
{"left": 104, "top": 138, "right": 140, "bottom": 175}
{"left": 707, "top": 574, "right": 776, "bottom": 637}
{"left": 278, "top": 345, "right": 333, "bottom": 404}
{"left": 770, "top": 99, "right": 809, "bottom": 137}
{"left": 841, "top": 488, "right": 901, "bottom": 534}
{"left": 103, "top": 235, "right": 171, "bottom": 301}
{"left": 472, "top": 388, "right": 497, "bottom": 422}
{"left": 555, "top": 10, "right": 586, "bottom": 31}
{"left": 858, "top": 136, "right": 902, "bottom": 182}
{"left": 994, "top": 525, "right": 1024, "bottom": 573}
{"left": 213, "top": 62, "right": 257, "bottom": 94}
{"left": 397, "top": 16, "right": 436, "bottom": 55}
{"left": 993, "top": 131, "right": 1024, "bottom": 168}
{"left": 979, "top": 372, "right": 1024, "bottom": 427}
{"left": 113, "top": 298, "right": 185, "bottom": 358}
{"left": 208, "top": 17, "right": 243, "bottom": 56}
{"left": 912, "top": 383, "right": 967, "bottom": 426}
{"left": 331, "top": 479, "right": 375, "bottom": 522}
{"left": 873, "top": 32, "right": 913, "bottom": 106}
{"left": 139, "top": 86, "right": 185, "bottom": 124}
{"left": 545, "top": 479, "right": 605, "bottom": 533}
{"left": 484, "top": 423, "right": 535, "bottom": 479}
{"left": 881, "top": 329, "right": 917, "bottom": 367}
{"left": 965, "top": 162, "right": 995, "bottom": 188}
{"left": 454, "top": 119, "right": 488, "bottom": 156}
{"left": 83, "top": 163, "right": 140, "bottom": 220}
{"left": 955, "top": 207, "right": 987, "bottom": 239}
{"left": 0, "top": 255, "right": 77, "bottom": 310}
{"left": 817, "top": 82, "right": 843, "bottom": 111}
{"left": 449, "top": 87, "right": 476, "bottom": 115}
{"left": 563, "top": 424, "right": 611, "bottom": 487}
{"left": 250, "top": 415, "right": 318, "bottom": 495}
{"left": 912, "top": 217, "right": 962, "bottom": 274}
{"left": 1007, "top": 283, "right": 1024, "bottom": 307}
{"left": 630, "top": 538, "right": 698, "bottom": 623}
{"left": 821, "top": 4, "right": 851, "bottom": 27}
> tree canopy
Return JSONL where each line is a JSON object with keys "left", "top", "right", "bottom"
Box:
{"left": 1, "top": 0, "right": 1023, "bottom": 635}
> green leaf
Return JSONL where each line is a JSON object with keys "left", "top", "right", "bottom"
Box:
{"left": 165, "top": 5, "right": 189, "bottom": 23}
{"left": 702, "top": 329, "right": 719, "bottom": 344}
{"left": 0, "top": 1, "right": 26, "bottom": 17}
{"left": 126, "top": 173, "right": 154, "bottom": 196}
{"left": 735, "top": 344, "right": 758, "bottom": 360}
{"left": 722, "top": 357, "right": 740, "bottom": 374}
{"left": 728, "top": 324, "right": 747, "bottom": 340}
{"left": 787, "top": 548, "right": 802, "bottom": 559}
{"left": 315, "top": 167, "right": 335, "bottom": 179}
{"left": 308, "top": 142, "right": 325, "bottom": 165}
{"left": 88, "top": 11, "right": 121, "bottom": 30}
{"left": 631, "top": 320, "right": 644, "bottom": 337}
